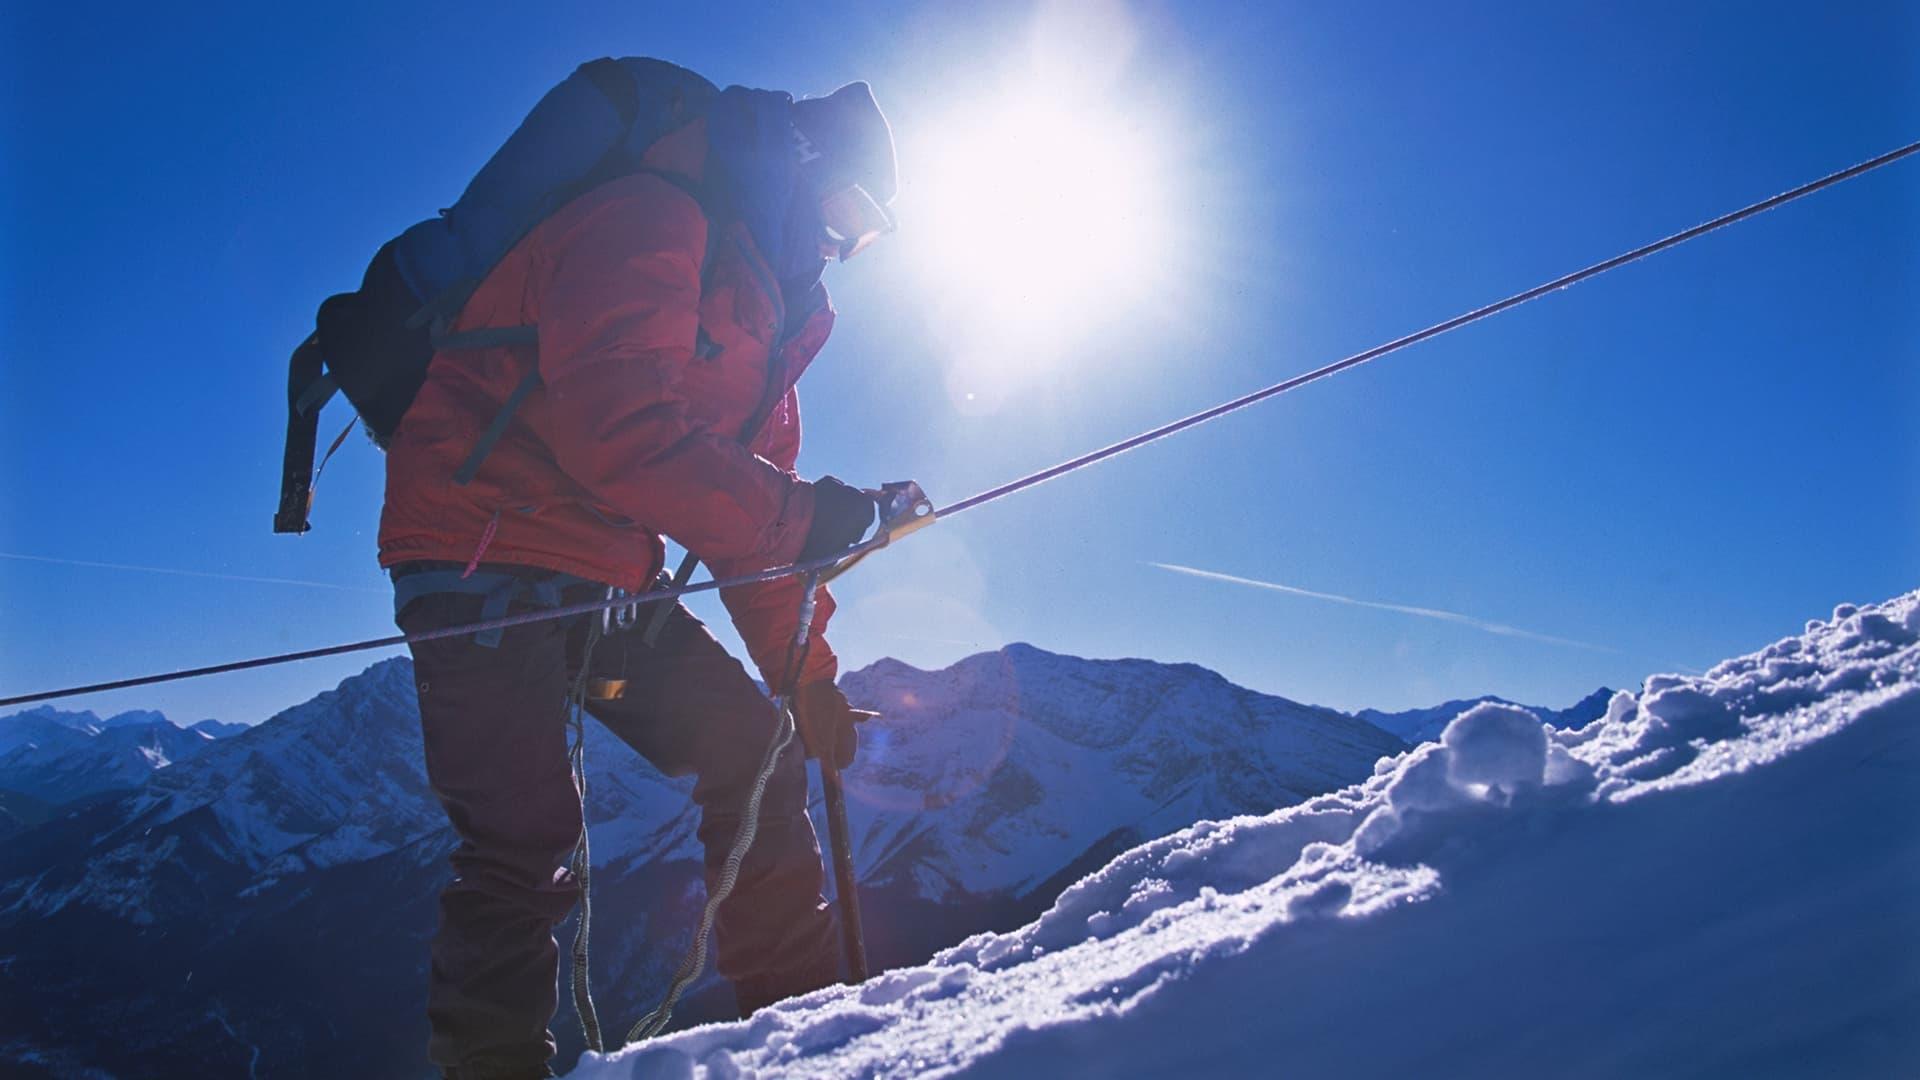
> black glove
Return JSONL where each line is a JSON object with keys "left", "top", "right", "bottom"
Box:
{"left": 792, "top": 680, "right": 877, "bottom": 770}
{"left": 798, "top": 476, "right": 877, "bottom": 562}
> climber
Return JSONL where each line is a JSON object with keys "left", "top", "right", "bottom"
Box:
{"left": 373, "top": 63, "right": 898, "bottom": 1079}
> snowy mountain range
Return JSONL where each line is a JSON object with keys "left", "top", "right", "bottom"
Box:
{"left": 0, "top": 641, "right": 1452, "bottom": 1079}
{"left": 1356, "top": 686, "right": 1613, "bottom": 744}
{"left": 568, "top": 590, "right": 1920, "bottom": 1080}
{"left": 0, "top": 707, "right": 244, "bottom": 835}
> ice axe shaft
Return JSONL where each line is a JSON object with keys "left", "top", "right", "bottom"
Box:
{"left": 819, "top": 759, "right": 869, "bottom": 982}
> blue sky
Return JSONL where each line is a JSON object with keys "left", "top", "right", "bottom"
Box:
{"left": 2, "top": 1, "right": 1915, "bottom": 727}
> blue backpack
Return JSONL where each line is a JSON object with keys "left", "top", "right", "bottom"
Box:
{"left": 275, "top": 57, "right": 720, "bottom": 533}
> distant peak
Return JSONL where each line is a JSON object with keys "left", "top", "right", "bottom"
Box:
{"left": 102, "top": 709, "right": 172, "bottom": 730}
{"left": 1, "top": 705, "right": 105, "bottom": 733}
{"left": 847, "top": 656, "right": 929, "bottom": 679}
{"left": 346, "top": 656, "right": 417, "bottom": 695}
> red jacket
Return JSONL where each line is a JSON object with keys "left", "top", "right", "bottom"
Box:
{"left": 379, "top": 120, "right": 841, "bottom": 688}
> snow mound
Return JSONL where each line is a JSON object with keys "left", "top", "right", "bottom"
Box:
{"left": 568, "top": 591, "right": 1920, "bottom": 1079}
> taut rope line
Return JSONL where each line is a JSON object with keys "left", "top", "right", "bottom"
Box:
{"left": 2, "top": 138, "right": 1914, "bottom": 710}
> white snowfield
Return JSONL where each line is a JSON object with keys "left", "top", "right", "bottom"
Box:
{"left": 569, "top": 591, "right": 1920, "bottom": 1079}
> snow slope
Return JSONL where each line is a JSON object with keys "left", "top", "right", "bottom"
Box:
{"left": 570, "top": 591, "right": 1920, "bottom": 1080}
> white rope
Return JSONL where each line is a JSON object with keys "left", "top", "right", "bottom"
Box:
{"left": 566, "top": 618, "right": 606, "bottom": 1051}
{"left": 625, "top": 704, "right": 798, "bottom": 1043}
{"left": 624, "top": 571, "right": 822, "bottom": 1045}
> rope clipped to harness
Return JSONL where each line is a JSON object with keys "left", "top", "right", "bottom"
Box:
{"left": 624, "top": 571, "right": 822, "bottom": 1045}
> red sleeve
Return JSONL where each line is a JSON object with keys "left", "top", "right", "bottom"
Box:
{"left": 535, "top": 180, "right": 815, "bottom": 569}
{"left": 717, "top": 570, "right": 839, "bottom": 690}
{"left": 711, "top": 384, "right": 839, "bottom": 689}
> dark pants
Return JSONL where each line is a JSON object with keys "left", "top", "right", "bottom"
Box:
{"left": 398, "top": 574, "right": 839, "bottom": 1078}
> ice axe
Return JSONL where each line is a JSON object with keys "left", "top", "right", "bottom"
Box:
{"left": 818, "top": 755, "right": 869, "bottom": 981}
{"left": 812, "top": 481, "right": 934, "bottom": 983}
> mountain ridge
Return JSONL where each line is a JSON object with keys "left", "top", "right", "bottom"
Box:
{"left": 0, "top": 641, "right": 1411, "bottom": 1078}
{"left": 1357, "top": 685, "right": 1614, "bottom": 744}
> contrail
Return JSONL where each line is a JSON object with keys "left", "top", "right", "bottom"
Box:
{"left": 1150, "top": 562, "right": 1616, "bottom": 653}
{"left": 0, "top": 551, "right": 388, "bottom": 594}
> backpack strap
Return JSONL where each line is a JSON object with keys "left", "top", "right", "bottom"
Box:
{"left": 432, "top": 174, "right": 724, "bottom": 496}
{"left": 430, "top": 326, "right": 541, "bottom": 487}
{"left": 639, "top": 168, "right": 727, "bottom": 362}
{"left": 580, "top": 58, "right": 642, "bottom": 130}
{"left": 452, "top": 369, "right": 542, "bottom": 487}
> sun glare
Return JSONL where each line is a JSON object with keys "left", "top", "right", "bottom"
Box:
{"left": 907, "top": 97, "right": 1170, "bottom": 346}
{"left": 887, "top": 0, "right": 1195, "bottom": 409}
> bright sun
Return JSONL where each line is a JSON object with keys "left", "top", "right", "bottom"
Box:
{"left": 904, "top": 94, "right": 1172, "bottom": 351}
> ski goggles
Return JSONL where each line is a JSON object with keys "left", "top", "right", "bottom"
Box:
{"left": 818, "top": 182, "right": 897, "bottom": 261}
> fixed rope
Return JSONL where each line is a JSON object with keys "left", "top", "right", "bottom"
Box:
{"left": 1, "top": 137, "right": 1915, "bottom": 711}
{"left": 930, "top": 137, "right": 1920, "bottom": 519}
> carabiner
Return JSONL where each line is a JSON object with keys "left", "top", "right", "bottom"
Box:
{"left": 603, "top": 586, "right": 641, "bottom": 635}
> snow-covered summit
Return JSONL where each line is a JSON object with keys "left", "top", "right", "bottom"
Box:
{"left": 2, "top": 704, "right": 165, "bottom": 751}
{"left": 0, "top": 702, "right": 242, "bottom": 810}
{"left": 836, "top": 642, "right": 1402, "bottom": 904}
{"left": 573, "top": 591, "right": 1920, "bottom": 1079}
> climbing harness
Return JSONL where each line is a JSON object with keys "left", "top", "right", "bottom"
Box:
{"left": 3, "top": 137, "right": 1917, "bottom": 704}
{"left": 389, "top": 565, "right": 604, "bottom": 648}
